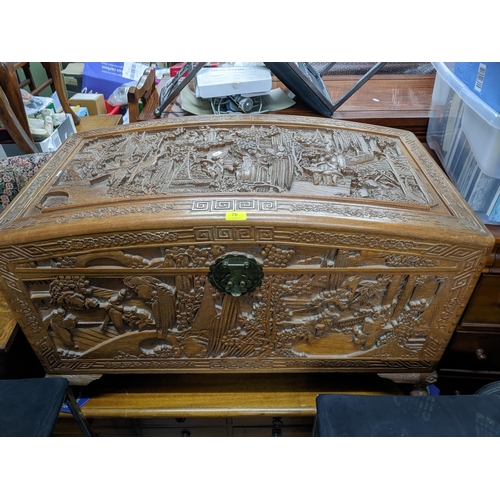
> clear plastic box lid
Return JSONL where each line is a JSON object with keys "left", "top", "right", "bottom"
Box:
{"left": 432, "top": 62, "right": 500, "bottom": 130}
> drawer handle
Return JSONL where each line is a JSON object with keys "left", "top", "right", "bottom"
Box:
{"left": 272, "top": 429, "right": 282, "bottom": 437}
{"left": 181, "top": 430, "right": 191, "bottom": 437}
{"left": 476, "top": 349, "right": 487, "bottom": 361}
{"left": 272, "top": 417, "right": 283, "bottom": 428}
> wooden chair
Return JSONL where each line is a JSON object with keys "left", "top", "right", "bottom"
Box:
{"left": 127, "top": 66, "right": 156, "bottom": 123}
{"left": 0, "top": 62, "right": 80, "bottom": 154}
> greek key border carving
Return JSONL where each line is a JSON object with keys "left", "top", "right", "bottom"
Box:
{"left": 0, "top": 227, "right": 484, "bottom": 266}
{"left": 192, "top": 199, "right": 277, "bottom": 212}
{"left": 192, "top": 226, "right": 275, "bottom": 242}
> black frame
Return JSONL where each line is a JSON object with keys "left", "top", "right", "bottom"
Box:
{"left": 155, "top": 62, "right": 207, "bottom": 118}
{"left": 264, "top": 62, "right": 387, "bottom": 117}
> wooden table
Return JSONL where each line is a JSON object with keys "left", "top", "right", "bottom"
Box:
{"left": 138, "top": 74, "right": 435, "bottom": 142}
{"left": 57, "top": 372, "right": 403, "bottom": 419}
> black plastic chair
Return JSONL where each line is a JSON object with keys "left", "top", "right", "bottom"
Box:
{"left": 313, "top": 393, "right": 500, "bottom": 437}
{"left": 0, "top": 378, "right": 95, "bottom": 437}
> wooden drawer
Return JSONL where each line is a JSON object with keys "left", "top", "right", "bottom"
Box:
{"left": 132, "top": 417, "right": 230, "bottom": 436}
{"left": 139, "top": 417, "right": 229, "bottom": 428}
{"left": 434, "top": 372, "right": 500, "bottom": 395}
{"left": 460, "top": 275, "right": 500, "bottom": 329}
{"left": 141, "top": 427, "right": 229, "bottom": 437}
{"left": 232, "top": 416, "right": 314, "bottom": 427}
{"left": 440, "top": 330, "right": 500, "bottom": 373}
{"left": 233, "top": 426, "right": 312, "bottom": 437}
{"left": 53, "top": 418, "right": 138, "bottom": 437}
{"left": 232, "top": 416, "right": 314, "bottom": 437}
{"left": 53, "top": 416, "right": 313, "bottom": 436}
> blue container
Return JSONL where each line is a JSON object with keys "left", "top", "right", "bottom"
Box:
{"left": 454, "top": 62, "right": 500, "bottom": 114}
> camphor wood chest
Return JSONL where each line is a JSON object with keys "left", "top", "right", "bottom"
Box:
{"left": 0, "top": 114, "right": 494, "bottom": 383}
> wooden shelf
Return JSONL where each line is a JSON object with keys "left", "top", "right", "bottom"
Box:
{"left": 60, "top": 373, "right": 403, "bottom": 419}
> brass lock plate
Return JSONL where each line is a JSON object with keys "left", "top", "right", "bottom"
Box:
{"left": 208, "top": 254, "right": 264, "bottom": 297}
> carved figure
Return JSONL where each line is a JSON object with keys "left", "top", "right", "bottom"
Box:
{"left": 44, "top": 309, "right": 77, "bottom": 348}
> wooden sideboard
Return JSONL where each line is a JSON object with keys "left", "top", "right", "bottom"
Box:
{"left": 52, "top": 371, "right": 402, "bottom": 436}
{"left": 437, "top": 224, "right": 500, "bottom": 393}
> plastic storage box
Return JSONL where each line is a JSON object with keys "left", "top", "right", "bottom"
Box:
{"left": 454, "top": 62, "right": 500, "bottom": 113}
{"left": 427, "top": 62, "right": 500, "bottom": 225}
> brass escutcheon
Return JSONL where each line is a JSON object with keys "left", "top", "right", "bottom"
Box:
{"left": 208, "top": 254, "right": 264, "bottom": 297}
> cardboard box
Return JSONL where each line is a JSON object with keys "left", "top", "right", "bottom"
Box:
{"left": 0, "top": 114, "right": 77, "bottom": 158}
{"left": 82, "top": 62, "right": 149, "bottom": 99}
{"left": 69, "top": 93, "right": 106, "bottom": 115}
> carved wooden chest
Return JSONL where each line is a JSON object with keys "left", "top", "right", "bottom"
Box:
{"left": 0, "top": 115, "right": 494, "bottom": 383}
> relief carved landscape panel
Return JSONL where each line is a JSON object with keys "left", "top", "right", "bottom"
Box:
{"left": 35, "top": 123, "right": 435, "bottom": 212}
{"left": 19, "top": 241, "right": 460, "bottom": 372}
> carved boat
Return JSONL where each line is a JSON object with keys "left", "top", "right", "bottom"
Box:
{"left": 0, "top": 114, "right": 494, "bottom": 384}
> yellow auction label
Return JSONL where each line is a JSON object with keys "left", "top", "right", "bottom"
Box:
{"left": 225, "top": 211, "right": 247, "bottom": 221}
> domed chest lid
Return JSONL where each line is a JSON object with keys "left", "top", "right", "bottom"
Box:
{"left": 0, "top": 114, "right": 490, "bottom": 243}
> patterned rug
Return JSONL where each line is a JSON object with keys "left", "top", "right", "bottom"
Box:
{"left": 0, "top": 152, "right": 52, "bottom": 211}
